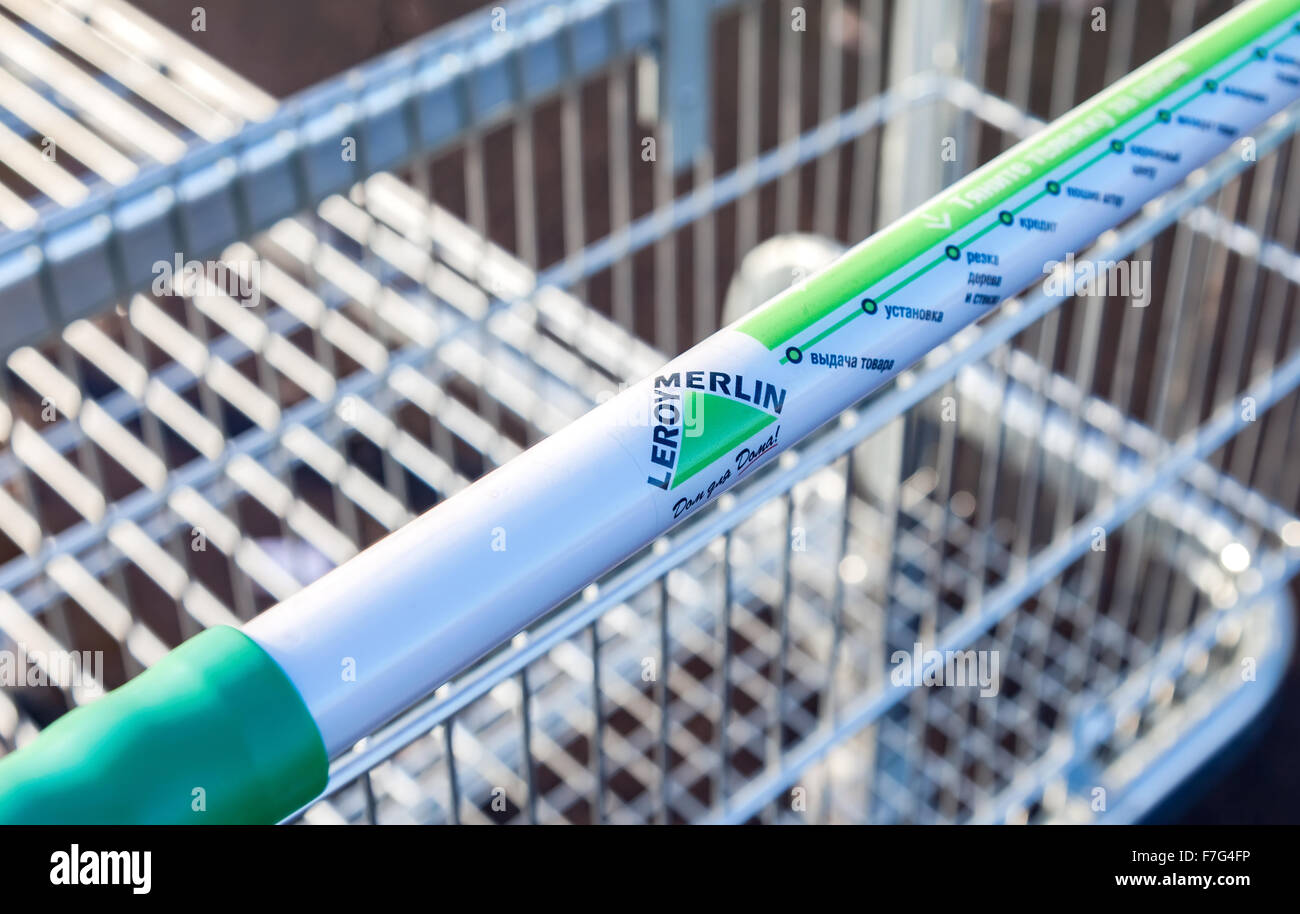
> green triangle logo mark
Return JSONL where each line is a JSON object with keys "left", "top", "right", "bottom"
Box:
{"left": 671, "top": 391, "right": 778, "bottom": 489}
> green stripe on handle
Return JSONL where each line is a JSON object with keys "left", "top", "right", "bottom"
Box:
{"left": 735, "top": 0, "right": 1300, "bottom": 350}
{"left": 0, "top": 626, "right": 327, "bottom": 824}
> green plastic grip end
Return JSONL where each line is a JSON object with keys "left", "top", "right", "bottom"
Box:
{"left": 0, "top": 625, "right": 328, "bottom": 824}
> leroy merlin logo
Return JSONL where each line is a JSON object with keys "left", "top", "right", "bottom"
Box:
{"left": 645, "top": 370, "right": 786, "bottom": 491}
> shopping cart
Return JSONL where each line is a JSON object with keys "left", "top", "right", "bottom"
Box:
{"left": 0, "top": 0, "right": 1298, "bottom": 824}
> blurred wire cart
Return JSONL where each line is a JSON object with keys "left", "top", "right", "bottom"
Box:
{"left": 0, "top": 0, "right": 1299, "bottom": 824}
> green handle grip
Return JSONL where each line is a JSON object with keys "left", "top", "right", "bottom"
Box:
{"left": 0, "top": 626, "right": 328, "bottom": 824}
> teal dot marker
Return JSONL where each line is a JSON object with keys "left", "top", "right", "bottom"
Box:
{"left": 1204, "top": 78, "right": 1219, "bottom": 91}
{"left": 860, "top": 298, "right": 877, "bottom": 315}
{"left": 1157, "top": 109, "right": 1171, "bottom": 123}
{"left": 999, "top": 210, "right": 1013, "bottom": 225}
{"left": 945, "top": 244, "right": 961, "bottom": 260}
{"left": 1046, "top": 180, "right": 1061, "bottom": 195}
{"left": 785, "top": 346, "right": 802, "bottom": 363}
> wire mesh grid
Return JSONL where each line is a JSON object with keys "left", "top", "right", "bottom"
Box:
{"left": 1, "top": 0, "right": 1299, "bottom": 824}
{"left": 0, "top": 0, "right": 275, "bottom": 228}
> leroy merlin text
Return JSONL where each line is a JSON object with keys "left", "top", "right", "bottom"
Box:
{"left": 646, "top": 370, "right": 787, "bottom": 490}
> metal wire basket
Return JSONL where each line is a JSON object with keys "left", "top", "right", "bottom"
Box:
{"left": 1, "top": 0, "right": 1298, "bottom": 824}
